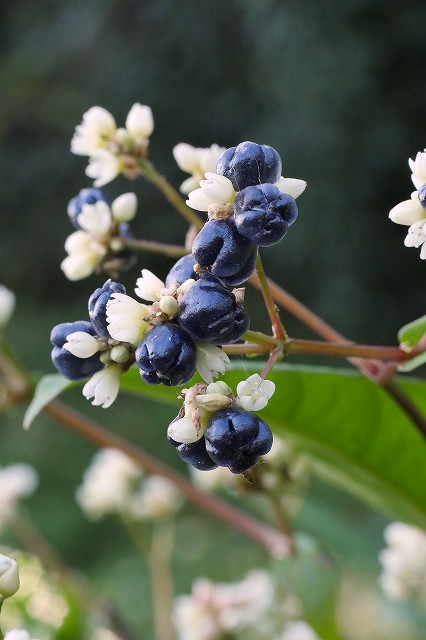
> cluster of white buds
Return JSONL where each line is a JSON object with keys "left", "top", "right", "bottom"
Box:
{"left": 76, "top": 448, "right": 182, "bottom": 521}
{"left": 168, "top": 375, "right": 275, "bottom": 446}
{"left": 389, "top": 150, "right": 426, "bottom": 258}
{"left": 378, "top": 521, "right": 426, "bottom": 601}
{"left": 186, "top": 171, "right": 307, "bottom": 214}
{"left": 71, "top": 104, "right": 154, "bottom": 186}
{"left": 61, "top": 193, "right": 137, "bottom": 281}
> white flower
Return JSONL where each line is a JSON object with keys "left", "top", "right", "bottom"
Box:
{"left": 71, "top": 106, "right": 117, "bottom": 156}
{"left": 186, "top": 172, "right": 236, "bottom": 212}
{"left": 279, "top": 621, "right": 320, "bottom": 640}
{"left": 236, "top": 374, "right": 275, "bottom": 411}
{"left": 106, "top": 293, "right": 150, "bottom": 345}
{"left": 111, "top": 193, "right": 138, "bottom": 223}
{"left": 404, "top": 219, "right": 426, "bottom": 259}
{"left": 409, "top": 150, "right": 426, "bottom": 190}
{"left": 389, "top": 191, "right": 425, "bottom": 226}
{"left": 274, "top": 177, "right": 307, "bottom": 199}
{"left": 378, "top": 521, "right": 426, "bottom": 600}
{"left": 135, "top": 269, "right": 165, "bottom": 302}
{"left": 173, "top": 570, "right": 274, "bottom": 640}
{"left": 76, "top": 448, "right": 141, "bottom": 519}
{"left": 63, "top": 331, "right": 102, "bottom": 358}
{"left": 86, "top": 150, "right": 123, "bottom": 187}
{"left": 0, "top": 554, "right": 20, "bottom": 599}
{"left": 167, "top": 414, "right": 203, "bottom": 444}
{"left": 78, "top": 201, "right": 113, "bottom": 236}
{"left": 127, "top": 475, "right": 183, "bottom": 520}
{"left": 83, "top": 364, "right": 121, "bottom": 409}
{"left": 0, "top": 286, "right": 15, "bottom": 329}
{"left": 125, "top": 103, "right": 154, "bottom": 141}
{"left": 0, "top": 463, "right": 38, "bottom": 526}
{"left": 4, "top": 632, "right": 34, "bottom": 640}
{"left": 61, "top": 230, "right": 103, "bottom": 281}
{"left": 173, "top": 143, "right": 226, "bottom": 194}
{"left": 196, "top": 343, "right": 230, "bottom": 384}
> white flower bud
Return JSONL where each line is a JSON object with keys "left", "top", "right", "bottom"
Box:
{"left": 111, "top": 193, "right": 138, "bottom": 223}
{"left": 159, "top": 295, "right": 178, "bottom": 317}
{"left": 125, "top": 103, "right": 154, "bottom": 139}
{"left": 177, "top": 279, "right": 196, "bottom": 296}
{"left": 409, "top": 151, "right": 426, "bottom": 190}
{"left": 78, "top": 201, "right": 112, "bottom": 236}
{"left": 274, "top": 177, "right": 307, "bottom": 199}
{"left": 61, "top": 250, "right": 99, "bottom": 281}
{"left": 63, "top": 332, "right": 102, "bottom": 358}
{"left": 0, "top": 554, "right": 20, "bottom": 599}
{"left": 389, "top": 191, "right": 425, "bottom": 226}
{"left": 186, "top": 173, "right": 235, "bottom": 212}
{"left": 110, "top": 344, "right": 130, "bottom": 364}
{"left": 83, "top": 365, "right": 121, "bottom": 409}
{"left": 106, "top": 293, "right": 150, "bottom": 345}
{"left": 71, "top": 106, "right": 117, "bottom": 156}
{"left": 167, "top": 416, "right": 203, "bottom": 444}
{"left": 206, "top": 381, "right": 232, "bottom": 396}
{"left": 135, "top": 269, "right": 165, "bottom": 302}
{"left": 195, "top": 392, "right": 232, "bottom": 412}
{"left": 0, "top": 286, "right": 15, "bottom": 329}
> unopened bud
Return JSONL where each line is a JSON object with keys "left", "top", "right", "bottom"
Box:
{"left": 109, "top": 237, "right": 125, "bottom": 252}
{"left": 115, "top": 127, "right": 133, "bottom": 148}
{"left": 177, "top": 279, "right": 196, "bottom": 296}
{"left": 206, "top": 381, "right": 232, "bottom": 396}
{"left": 100, "top": 351, "right": 111, "bottom": 364}
{"left": 110, "top": 344, "right": 129, "bottom": 363}
{"left": 159, "top": 295, "right": 178, "bottom": 317}
{"left": 0, "top": 554, "right": 20, "bottom": 599}
{"left": 195, "top": 392, "right": 232, "bottom": 412}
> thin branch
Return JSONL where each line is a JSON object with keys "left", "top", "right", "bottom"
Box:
{"left": 43, "top": 400, "right": 291, "bottom": 558}
{"left": 123, "top": 238, "right": 188, "bottom": 258}
{"left": 254, "top": 254, "right": 287, "bottom": 340}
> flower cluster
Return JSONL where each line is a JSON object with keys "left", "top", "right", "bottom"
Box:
{"left": 167, "top": 376, "right": 275, "bottom": 474}
{"left": 71, "top": 103, "right": 154, "bottom": 186}
{"left": 76, "top": 448, "right": 182, "bottom": 521}
{"left": 378, "top": 521, "right": 426, "bottom": 601}
{"left": 389, "top": 149, "right": 426, "bottom": 258}
{"left": 61, "top": 187, "right": 137, "bottom": 280}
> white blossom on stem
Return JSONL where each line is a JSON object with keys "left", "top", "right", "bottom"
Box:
{"left": 82, "top": 364, "right": 121, "bottom": 409}
{"left": 86, "top": 150, "right": 124, "bottom": 187}
{"left": 196, "top": 343, "right": 230, "bottom": 384}
{"left": 173, "top": 143, "right": 226, "bottom": 194}
{"left": 111, "top": 192, "right": 138, "bottom": 223}
{"left": 135, "top": 269, "right": 165, "bottom": 302}
{"left": 389, "top": 150, "right": 426, "bottom": 229}
{"left": 0, "top": 554, "right": 20, "bottom": 599}
{"left": 106, "top": 293, "right": 150, "bottom": 345}
{"left": 236, "top": 373, "right": 275, "bottom": 411}
{"left": 186, "top": 172, "right": 235, "bottom": 212}
{"left": 71, "top": 106, "right": 117, "bottom": 156}
{"left": 125, "top": 103, "right": 154, "bottom": 141}
{"left": 404, "top": 220, "right": 426, "bottom": 259}
{"left": 63, "top": 332, "right": 103, "bottom": 358}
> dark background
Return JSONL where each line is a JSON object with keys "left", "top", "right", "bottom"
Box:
{"left": 1, "top": 2, "right": 426, "bottom": 637}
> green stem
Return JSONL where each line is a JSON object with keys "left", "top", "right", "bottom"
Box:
{"left": 123, "top": 238, "right": 188, "bottom": 258}
{"left": 255, "top": 254, "right": 287, "bottom": 340}
{"left": 139, "top": 159, "right": 204, "bottom": 229}
{"left": 43, "top": 400, "right": 292, "bottom": 558}
{"left": 242, "top": 330, "right": 282, "bottom": 348}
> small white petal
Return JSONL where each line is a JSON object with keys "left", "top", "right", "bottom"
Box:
{"left": 200, "top": 172, "right": 235, "bottom": 202}
{"left": 64, "top": 230, "right": 92, "bottom": 253}
{"left": 236, "top": 374, "right": 275, "bottom": 411}
{"left": 106, "top": 293, "right": 149, "bottom": 345}
{"left": 275, "top": 177, "right": 307, "bottom": 198}
{"left": 135, "top": 269, "right": 165, "bottom": 302}
{"left": 63, "top": 331, "right": 102, "bottom": 358}
{"left": 167, "top": 416, "right": 203, "bottom": 444}
{"left": 389, "top": 194, "right": 425, "bottom": 226}
{"left": 83, "top": 365, "right": 121, "bottom": 408}
{"left": 186, "top": 187, "right": 216, "bottom": 212}
{"left": 173, "top": 143, "right": 200, "bottom": 173}
{"left": 86, "top": 150, "right": 122, "bottom": 187}
{"left": 71, "top": 106, "right": 116, "bottom": 156}
{"left": 196, "top": 343, "right": 230, "bottom": 384}
{"left": 125, "top": 103, "right": 154, "bottom": 139}
{"left": 179, "top": 175, "right": 203, "bottom": 195}
{"left": 78, "top": 201, "right": 112, "bottom": 235}
{"left": 111, "top": 192, "right": 138, "bottom": 223}
{"left": 61, "top": 251, "right": 99, "bottom": 281}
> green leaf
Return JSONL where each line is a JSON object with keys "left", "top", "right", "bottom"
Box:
{"left": 119, "top": 364, "right": 426, "bottom": 528}
{"left": 398, "top": 314, "right": 426, "bottom": 371}
{"left": 23, "top": 373, "right": 71, "bottom": 430}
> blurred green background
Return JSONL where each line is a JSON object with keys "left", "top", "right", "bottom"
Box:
{"left": 2, "top": 1, "right": 426, "bottom": 638}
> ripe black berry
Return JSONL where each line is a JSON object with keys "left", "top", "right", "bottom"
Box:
{"left": 216, "top": 141, "right": 282, "bottom": 191}
{"left": 165, "top": 254, "right": 199, "bottom": 288}
{"left": 51, "top": 321, "right": 104, "bottom": 381}
{"left": 192, "top": 217, "right": 257, "bottom": 285}
{"left": 168, "top": 434, "right": 218, "bottom": 471}
{"left": 135, "top": 323, "right": 197, "bottom": 387}
{"left": 234, "top": 184, "right": 298, "bottom": 246}
{"left": 204, "top": 407, "right": 273, "bottom": 474}
{"left": 67, "top": 187, "right": 112, "bottom": 229}
{"left": 88, "top": 280, "right": 126, "bottom": 339}
{"left": 178, "top": 274, "right": 249, "bottom": 344}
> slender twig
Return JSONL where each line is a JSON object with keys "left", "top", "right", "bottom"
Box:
{"left": 122, "top": 238, "right": 188, "bottom": 258}
{"left": 287, "top": 339, "right": 414, "bottom": 362}
{"left": 139, "top": 159, "right": 204, "bottom": 229}
{"left": 254, "top": 254, "right": 287, "bottom": 340}
{"left": 260, "top": 347, "right": 283, "bottom": 379}
{"left": 43, "top": 400, "right": 291, "bottom": 558}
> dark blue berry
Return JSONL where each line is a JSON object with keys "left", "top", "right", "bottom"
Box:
{"left": 419, "top": 184, "right": 426, "bottom": 212}
{"left": 192, "top": 217, "right": 257, "bottom": 284}
{"left": 168, "top": 433, "right": 218, "bottom": 471}
{"left": 135, "top": 323, "right": 197, "bottom": 387}
{"left": 204, "top": 408, "right": 273, "bottom": 474}
{"left": 88, "top": 280, "right": 126, "bottom": 339}
{"left": 178, "top": 274, "right": 249, "bottom": 344}
{"left": 51, "top": 321, "right": 104, "bottom": 381}
{"left": 216, "top": 141, "right": 282, "bottom": 191}
{"left": 165, "top": 255, "right": 199, "bottom": 288}
{"left": 67, "top": 188, "right": 112, "bottom": 229}
{"left": 234, "top": 184, "right": 298, "bottom": 246}
{"left": 219, "top": 249, "right": 258, "bottom": 287}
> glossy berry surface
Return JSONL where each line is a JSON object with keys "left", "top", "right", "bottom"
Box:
{"left": 216, "top": 141, "right": 282, "bottom": 191}
{"left": 204, "top": 407, "right": 273, "bottom": 474}
{"left": 67, "top": 187, "right": 112, "bottom": 229}
{"left": 192, "top": 217, "right": 257, "bottom": 285}
{"left": 88, "top": 280, "right": 126, "bottom": 339}
{"left": 178, "top": 274, "right": 249, "bottom": 344}
{"left": 234, "top": 184, "right": 298, "bottom": 246}
{"left": 165, "top": 254, "right": 199, "bottom": 288}
{"left": 135, "top": 323, "right": 197, "bottom": 387}
{"left": 419, "top": 184, "right": 426, "bottom": 211}
{"left": 168, "top": 434, "right": 218, "bottom": 471}
{"left": 51, "top": 321, "right": 104, "bottom": 381}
